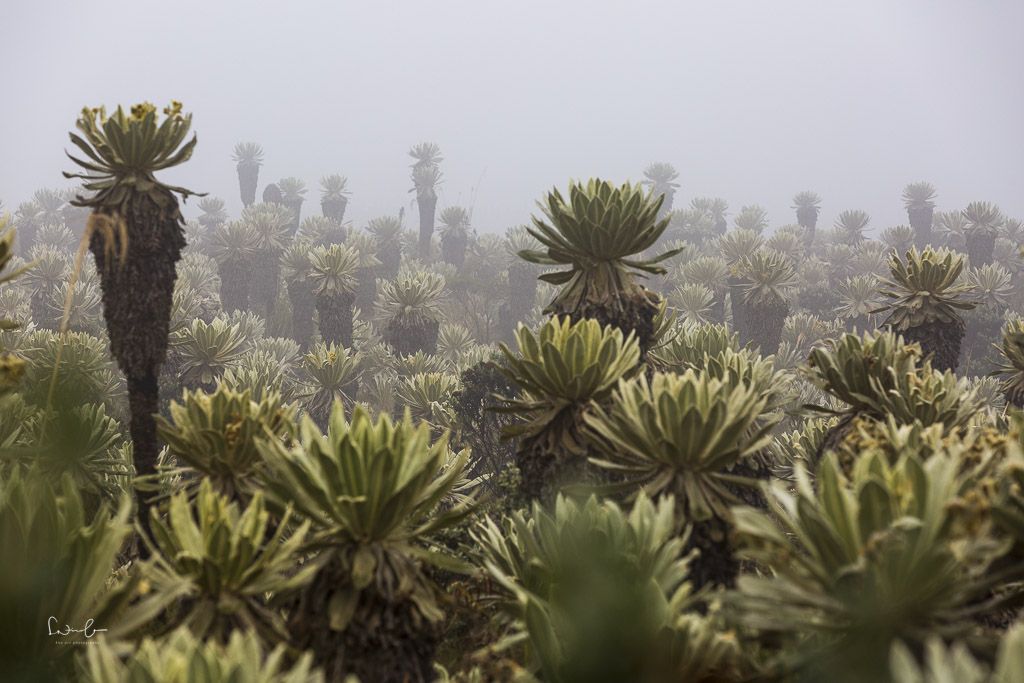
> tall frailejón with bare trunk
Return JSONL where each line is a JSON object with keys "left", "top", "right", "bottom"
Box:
{"left": 64, "top": 101, "right": 200, "bottom": 529}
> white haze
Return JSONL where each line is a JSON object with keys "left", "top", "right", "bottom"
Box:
{"left": 2, "top": 0, "right": 1022, "bottom": 234}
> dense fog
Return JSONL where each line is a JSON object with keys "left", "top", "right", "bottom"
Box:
{"left": 3, "top": 0, "right": 1023, "bottom": 232}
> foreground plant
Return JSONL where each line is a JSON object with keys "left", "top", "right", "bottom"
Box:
{"left": 583, "top": 369, "right": 776, "bottom": 587}
{"left": 729, "top": 451, "right": 1010, "bottom": 682}
{"left": 156, "top": 386, "right": 296, "bottom": 501}
{"left": 474, "top": 494, "right": 742, "bottom": 682}
{"left": 257, "top": 405, "right": 474, "bottom": 683}
{"left": 124, "top": 481, "right": 314, "bottom": 645}
{"left": 64, "top": 101, "right": 201, "bottom": 530}
{"left": 80, "top": 625, "right": 325, "bottom": 683}
{"left": 519, "top": 179, "right": 681, "bottom": 353}
{"left": 0, "top": 470, "right": 130, "bottom": 681}
{"left": 497, "top": 316, "right": 640, "bottom": 501}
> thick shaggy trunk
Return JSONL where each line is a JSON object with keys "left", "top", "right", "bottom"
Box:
{"left": 377, "top": 243, "right": 401, "bottom": 280}
{"left": 908, "top": 205, "right": 934, "bottom": 249}
{"left": 417, "top": 193, "right": 437, "bottom": 260}
{"left": 236, "top": 163, "right": 259, "bottom": 207}
{"left": 898, "top": 318, "right": 965, "bottom": 373}
{"left": 30, "top": 288, "right": 57, "bottom": 329}
{"left": 321, "top": 197, "right": 348, "bottom": 223}
{"left": 386, "top": 318, "right": 439, "bottom": 356}
{"left": 217, "top": 259, "right": 252, "bottom": 313}
{"left": 249, "top": 251, "right": 281, "bottom": 318}
{"left": 316, "top": 291, "right": 355, "bottom": 348}
{"left": 739, "top": 295, "right": 788, "bottom": 355}
{"left": 563, "top": 288, "right": 661, "bottom": 357}
{"left": 89, "top": 194, "right": 184, "bottom": 538}
{"left": 727, "top": 277, "right": 747, "bottom": 340}
{"left": 288, "top": 560, "right": 439, "bottom": 683}
{"left": 796, "top": 207, "right": 818, "bottom": 237}
{"left": 286, "top": 279, "right": 316, "bottom": 350}
{"left": 440, "top": 231, "right": 468, "bottom": 268}
{"left": 965, "top": 232, "right": 996, "bottom": 267}
{"left": 355, "top": 268, "right": 377, "bottom": 314}
{"left": 284, "top": 200, "right": 303, "bottom": 236}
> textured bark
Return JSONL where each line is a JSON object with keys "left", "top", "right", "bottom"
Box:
{"left": 386, "top": 318, "right": 439, "bottom": 356}
{"left": 236, "top": 163, "right": 259, "bottom": 207}
{"left": 262, "top": 183, "right": 283, "bottom": 205}
{"left": 965, "top": 232, "right": 996, "bottom": 267}
{"left": 417, "top": 193, "right": 437, "bottom": 260}
{"left": 796, "top": 206, "right": 818, "bottom": 234}
{"left": 908, "top": 205, "right": 934, "bottom": 249}
{"left": 288, "top": 558, "right": 439, "bottom": 683}
{"left": 321, "top": 197, "right": 348, "bottom": 223}
{"left": 739, "top": 295, "right": 788, "bottom": 355}
{"left": 727, "top": 277, "right": 747, "bottom": 340}
{"left": 249, "top": 251, "right": 281, "bottom": 318}
{"left": 89, "top": 193, "right": 185, "bottom": 540}
{"left": 315, "top": 291, "right": 355, "bottom": 348}
{"left": 377, "top": 243, "right": 401, "bottom": 280}
{"left": 563, "top": 288, "right": 661, "bottom": 357}
{"left": 355, "top": 268, "right": 377, "bottom": 314}
{"left": 898, "top": 318, "right": 965, "bottom": 373}
{"left": 287, "top": 279, "right": 316, "bottom": 350}
{"left": 440, "top": 231, "right": 468, "bottom": 268}
{"left": 284, "top": 200, "right": 303, "bottom": 236}
{"left": 217, "top": 259, "right": 251, "bottom": 313}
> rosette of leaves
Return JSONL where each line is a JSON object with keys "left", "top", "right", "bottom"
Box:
{"left": 319, "top": 173, "right": 350, "bottom": 223}
{"left": 20, "top": 402, "right": 132, "bottom": 505}
{"left": 308, "top": 243, "right": 359, "bottom": 347}
{"left": 256, "top": 405, "right": 474, "bottom": 682}
{"left": 993, "top": 319, "right": 1024, "bottom": 408}
{"left": 367, "top": 215, "right": 403, "bottom": 279}
{"left": 474, "top": 494, "right": 742, "bottom": 682}
{"left": 124, "top": 480, "right": 314, "bottom": 645}
{"left": 962, "top": 200, "right": 1003, "bottom": 266}
{"left": 21, "top": 244, "right": 69, "bottom": 327}
{"left": 280, "top": 240, "right": 316, "bottom": 349}
{"left": 648, "top": 321, "right": 738, "bottom": 372}
{"left": 882, "top": 224, "right": 916, "bottom": 254}
{"left": 833, "top": 209, "right": 870, "bottom": 245}
{"left": 300, "top": 342, "right": 363, "bottom": 426}
{"left": 669, "top": 283, "right": 714, "bottom": 325}
{"left": 519, "top": 179, "right": 682, "bottom": 352}
{"left": 729, "top": 451, "right": 1010, "bottom": 682}
{"left": 873, "top": 247, "right": 976, "bottom": 372}
{"left": 792, "top": 191, "right": 822, "bottom": 236}
{"left": 804, "top": 331, "right": 981, "bottom": 451}
{"left": 277, "top": 177, "right": 307, "bottom": 233}
{"left": 582, "top": 369, "right": 776, "bottom": 586}
{"left": 170, "top": 317, "right": 247, "bottom": 391}
{"left": 232, "top": 142, "right": 263, "bottom": 207}
{"left": 21, "top": 329, "right": 126, "bottom": 415}
{"left": 79, "top": 625, "right": 325, "bottom": 683}
{"left": 244, "top": 202, "right": 294, "bottom": 318}
{"left": 496, "top": 316, "right": 640, "bottom": 500}
{"left": 209, "top": 220, "right": 258, "bottom": 313}
{"left": 375, "top": 269, "right": 446, "bottom": 355}
{"left": 394, "top": 371, "right": 460, "bottom": 432}
{"left": 156, "top": 386, "right": 296, "bottom": 501}
{"left": 735, "top": 248, "right": 798, "bottom": 354}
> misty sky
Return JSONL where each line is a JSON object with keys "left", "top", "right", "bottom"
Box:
{"left": 3, "top": 0, "right": 1022, "bottom": 235}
